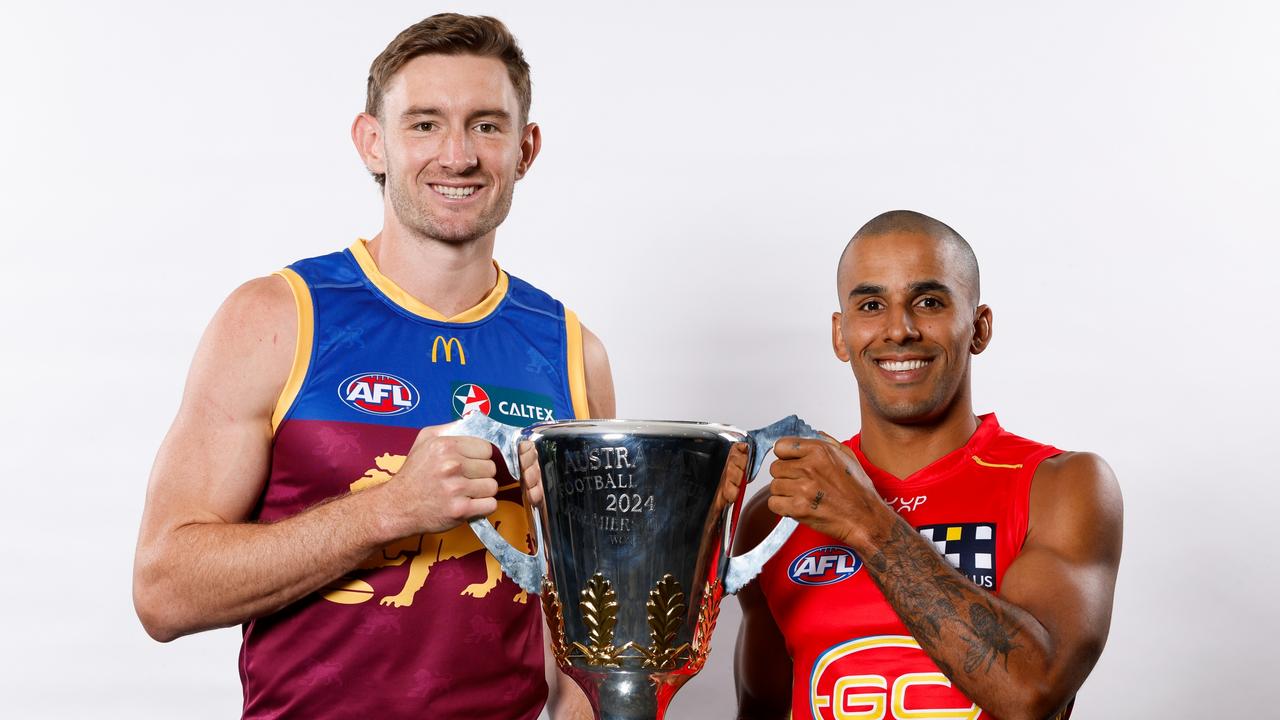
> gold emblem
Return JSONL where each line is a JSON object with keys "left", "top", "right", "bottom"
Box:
{"left": 688, "top": 579, "right": 722, "bottom": 673}
{"left": 319, "top": 453, "right": 529, "bottom": 607}
{"left": 640, "top": 574, "right": 690, "bottom": 670}
{"left": 431, "top": 335, "right": 466, "bottom": 365}
{"left": 547, "top": 572, "right": 716, "bottom": 672}
{"left": 543, "top": 578, "right": 570, "bottom": 662}
{"left": 573, "top": 573, "right": 623, "bottom": 667}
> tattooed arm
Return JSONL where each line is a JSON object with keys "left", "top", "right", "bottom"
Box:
{"left": 768, "top": 439, "right": 1122, "bottom": 720}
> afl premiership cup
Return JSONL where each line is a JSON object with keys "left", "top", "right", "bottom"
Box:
{"left": 444, "top": 412, "right": 818, "bottom": 720}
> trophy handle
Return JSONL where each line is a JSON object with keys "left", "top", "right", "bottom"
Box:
{"left": 441, "top": 412, "right": 544, "bottom": 596}
{"left": 724, "top": 414, "right": 819, "bottom": 594}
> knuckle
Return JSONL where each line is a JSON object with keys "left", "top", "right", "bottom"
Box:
{"left": 441, "top": 476, "right": 463, "bottom": 496}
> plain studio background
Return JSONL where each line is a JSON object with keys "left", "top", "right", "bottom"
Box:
{"left": 2, "top": 1, "right": 1277, "bottom": 717}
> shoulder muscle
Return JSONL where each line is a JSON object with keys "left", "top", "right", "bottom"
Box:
{"left": 145, "top": 275, "right": 297, "bottom": 527}
{"left": 580, "top": 323, "right": 616, "bottom": 418}
{"left": 1026, "top": 451, "right": 1123, "bottom": 565}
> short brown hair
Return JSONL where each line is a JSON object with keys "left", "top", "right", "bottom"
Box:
{"left": 365, "top": 14, "right": 532, "bottom": 188}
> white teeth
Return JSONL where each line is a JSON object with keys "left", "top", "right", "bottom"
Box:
{"left": 878, "top": 359, "right": 929, "bottom": 372}
{"left": 431, "top": 185, "right": 477, "bottom": 198}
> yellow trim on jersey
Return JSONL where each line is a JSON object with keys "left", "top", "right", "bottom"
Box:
{"left": 565, "top": 308, "right": 591, "bottom": 419}
{"left": 271, "top": 268, "right": 314, "bottom": 434}
{"left": 810, "top": 635, "right": 921, "bottom": 709}
{"left": 971, "top": 455, "right": 1023, "bottom": 470}
{"left": 349, "top": 239, "right": 508, "bottom": 322}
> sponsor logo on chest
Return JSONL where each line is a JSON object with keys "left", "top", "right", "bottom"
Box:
{"left": 883, "top": 494, "right": 928, "bottom": 513}
{"left": 919, "top": 523, "right": 997, "bottom": 588}
{"left": 451, "top": 382, "right": 556, "bottom": 427}
{"left": 788, "top": 545, "right": 863, "bottom": 586}
{"left": 810, "top": 635, "right": 981, "bottom": 720}
{"left": 338, "top": 372, "right": 419, "bottom": 416}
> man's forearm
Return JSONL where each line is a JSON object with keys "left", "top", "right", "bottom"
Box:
{"left": 134, "top": 487, "right": 395, "bottom": 641}
{"left": 860, "top": 515, "right": 1057, "bottom": 720}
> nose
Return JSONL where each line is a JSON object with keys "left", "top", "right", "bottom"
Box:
{"left": 438, "top": 127, "right": 477, "bottom": 173}
{"left": 884, "top": 306, "right": 922, "bottom": 345}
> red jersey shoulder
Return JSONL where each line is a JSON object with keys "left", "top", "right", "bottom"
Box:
{"left": 970, "top": 423, "right": 1061, "bottom": 470}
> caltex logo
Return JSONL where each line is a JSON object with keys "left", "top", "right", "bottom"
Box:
{"left": 338, "top": 372, "right": 419, "bottom": 416}
{"left": 787, "top": 545, "right": 862, "bottom": 586}
{"left": 449, "top": 381, "right": 557, "bottom": 427}
{"left": 452, "top": 383, "right": 492, "bottom": 417}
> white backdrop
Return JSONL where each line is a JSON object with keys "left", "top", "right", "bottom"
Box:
{"left": 2, "top": 1, "right": 1277, "bottom": 717}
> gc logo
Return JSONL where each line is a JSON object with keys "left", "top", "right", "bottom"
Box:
{"left": 810, "top": 635, "right": 981, "bottom": 720}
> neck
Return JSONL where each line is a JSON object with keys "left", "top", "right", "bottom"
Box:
{"left": 368, "top": 212, "right": 499, "bottom": 318}
{"left": 856, "top": 390, "right": 979, "bottom": 480}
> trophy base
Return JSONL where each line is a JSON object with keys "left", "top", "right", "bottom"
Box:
{"left": 569, "top": 667, "right": 695, "bottom": 720}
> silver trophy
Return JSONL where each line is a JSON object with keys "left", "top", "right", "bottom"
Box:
{"left": 444, "top": 413, "right": 817, "bottom": 720}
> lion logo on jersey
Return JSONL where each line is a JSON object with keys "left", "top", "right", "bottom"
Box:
{"left": 320, "top": 453, "right": 531, "bottom": 607}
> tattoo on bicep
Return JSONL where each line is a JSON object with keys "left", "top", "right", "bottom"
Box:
{"left": 866, "top": 518, "right": 1022, "bottom": 676}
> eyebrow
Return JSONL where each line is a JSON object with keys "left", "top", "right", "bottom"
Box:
{"left": 847, "top": 279, "right": 954, "bottom": 298}
{"left": 909, "top": 280, "right": 952, "bottom": 295}
{"left": 401, "top": 106, "right": 513, "bottom": 121}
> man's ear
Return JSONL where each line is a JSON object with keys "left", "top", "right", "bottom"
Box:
{"left": 832, "top": 312, "right": 851, "bottom": 362}
{"left": 971, "top": 304, "right": 993, "bottom": 354}
{"left": 515, "top": 122, "right": 541, "bottom": 180}
{"left": 351, "top": 112, "right": 386, "bottom": 177}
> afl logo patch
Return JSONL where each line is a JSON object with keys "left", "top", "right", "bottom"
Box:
{"left": 788, "top": 545, "right": 862, "bottom": 586}
{"left": 452, "top": 383, "right": 492, "bottom": 417}
{"left": 338, "top": 372, "right": 418, "bottom": 416}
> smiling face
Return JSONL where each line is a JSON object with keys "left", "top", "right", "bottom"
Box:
{"left": 356, "top": 53, "right": 540, "bottom": 245}
{"left": 832, "top": 231, "right": 992, "bottom": 425}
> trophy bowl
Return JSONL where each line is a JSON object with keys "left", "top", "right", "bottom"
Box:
{"left": 446, "top": 414, "right": 815, "bottom": 720}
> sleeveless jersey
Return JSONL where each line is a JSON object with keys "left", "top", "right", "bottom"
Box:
{"left": 757, "top": 414, "right": 1061, "bottom": 720}
{"left": 239, "top": 240, "right": 590, "bottom": 719}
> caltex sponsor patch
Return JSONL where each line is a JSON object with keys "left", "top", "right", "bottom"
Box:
{"left": 450, "top": 382, "right": 556, "bottom": 427}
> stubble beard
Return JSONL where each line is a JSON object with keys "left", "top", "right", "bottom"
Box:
{"left": 856, "top": 358, "right": 967, "bottom": 426}
{"left": 386, "top": 164, "right": 515, "bottom": 246}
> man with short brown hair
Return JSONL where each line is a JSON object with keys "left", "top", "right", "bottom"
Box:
{"left": 134, "top": 14, "right": 605, "bottom": 718}
{"left": 736, "top": 210, "right": 1122, "bottom": 720}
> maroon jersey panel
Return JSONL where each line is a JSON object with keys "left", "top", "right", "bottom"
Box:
{"left": 757, "top": 414, "right": 1061, "bottom": 720}
{"left": 240, "top": 419, "right": 545, "bottom": 719}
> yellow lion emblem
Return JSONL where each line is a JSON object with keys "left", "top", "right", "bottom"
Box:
{"left": 321, "top": 453, "right": 530, "bottom": 607}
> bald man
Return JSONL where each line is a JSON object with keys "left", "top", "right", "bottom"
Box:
{"left": 734, "top": 211, "right": 1122, "bottom": 720}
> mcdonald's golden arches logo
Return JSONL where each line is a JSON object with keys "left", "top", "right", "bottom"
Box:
{"left": 431, "top": 336, "right": 466, "bottom": 365}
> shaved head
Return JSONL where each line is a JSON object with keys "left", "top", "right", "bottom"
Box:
{"left": 831, "top": 209, "right": 992, "bottom": 425}
{"left": 837, "top": 210, "right": 980, "bottom": 306}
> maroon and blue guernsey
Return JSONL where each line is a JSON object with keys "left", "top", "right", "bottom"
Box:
{"left": 242, "top": 240, "right": 590, "bottom": 719}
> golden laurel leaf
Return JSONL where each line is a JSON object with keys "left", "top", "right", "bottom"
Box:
{"left": 541, "top": 579, "right": 569, "bottom": 662}
{"left": 642, "top": 574, "right": 690, "bottom": 670}
{"left": 580, "top": 573, "right": 618, "bottom": 646}
{"left": 646, "top": 574, "right": 687, "bottom": 649}
{"left": 689, "top": 579, "right": 723, "bottom": 673}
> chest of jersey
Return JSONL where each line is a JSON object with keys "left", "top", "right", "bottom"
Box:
{"left": 757, "top": 416, "right": 1058, "bottom": 720}
{"left": 264, "top": 246, "right": 580, "bottom": 517}
{"left": 238, "top": 244, "right": 585, "bottom": 719}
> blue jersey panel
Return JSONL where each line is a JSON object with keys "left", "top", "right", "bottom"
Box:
{"left": 279, "top": 248, "right": 576, "bottom": 430}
